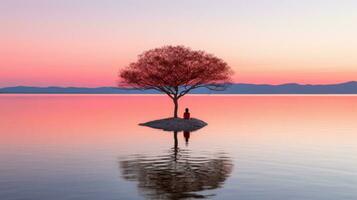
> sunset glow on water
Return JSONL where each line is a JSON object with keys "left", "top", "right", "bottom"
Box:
{"left": 2, "top": 0, "right": 357, "bottom": 199}
{"left": 1, "top": 95, "right": 357, "bottom": 199}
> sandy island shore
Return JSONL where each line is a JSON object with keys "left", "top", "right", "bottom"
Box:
{"left": 139, "top": 118, "right": 207, "bottom": 132}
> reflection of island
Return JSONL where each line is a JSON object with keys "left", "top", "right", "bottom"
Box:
{"left": 119, "top": 137, "right": 233, "bottom": 199}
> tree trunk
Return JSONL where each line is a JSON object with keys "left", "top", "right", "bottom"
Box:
{"left": 173, "top": 98, "right": 178, "bottom": 118}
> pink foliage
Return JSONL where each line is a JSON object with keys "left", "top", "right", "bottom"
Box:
{"left": 119, "top": 45, "right": 233, "bottom": 98}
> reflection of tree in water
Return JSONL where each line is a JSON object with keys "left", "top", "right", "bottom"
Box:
{"left": 120, "top": 144, "right": 233, "bottom": 200}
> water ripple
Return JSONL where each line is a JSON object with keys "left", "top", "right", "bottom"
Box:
{"left": 119, "top": 148, "right": 233, "bottom": 200}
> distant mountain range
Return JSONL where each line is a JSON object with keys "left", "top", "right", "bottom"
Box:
{"left": 1, "top": 81, "right": 357, "bottom": 94}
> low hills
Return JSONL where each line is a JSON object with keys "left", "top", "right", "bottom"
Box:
{"left": 1, "top": 82, "right": 357, "bottom": 94}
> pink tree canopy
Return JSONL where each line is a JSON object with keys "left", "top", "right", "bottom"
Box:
{"left": 119, "top": 45, "right": 233, "bottom": 117}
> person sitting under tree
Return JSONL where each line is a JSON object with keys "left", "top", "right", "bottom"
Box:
{"left": 183, "top": 108, "right": 190, "bottom": 120}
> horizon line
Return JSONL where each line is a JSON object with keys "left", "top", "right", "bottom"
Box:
{"left": 1, "top": 81, "right": 357, "bottom": 89}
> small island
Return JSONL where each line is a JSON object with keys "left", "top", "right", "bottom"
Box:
{"left": 139, "top": 118, "right": 207, "bottom": 132}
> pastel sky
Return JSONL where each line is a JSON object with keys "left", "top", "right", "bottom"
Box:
{"left": 1, "top": 0, "right": 357, "bottom": 87}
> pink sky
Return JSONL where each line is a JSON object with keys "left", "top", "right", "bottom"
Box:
{"left": 1, "top": 0, "right": 357, "bottom": 87}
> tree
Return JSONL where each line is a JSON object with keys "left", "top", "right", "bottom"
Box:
{"left": 119, "top": 45, "right": 233, "bottom": 118}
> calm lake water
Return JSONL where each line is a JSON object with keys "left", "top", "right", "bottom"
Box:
{"left": 0, "top": 95, "right": 357, "bottom": 200}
